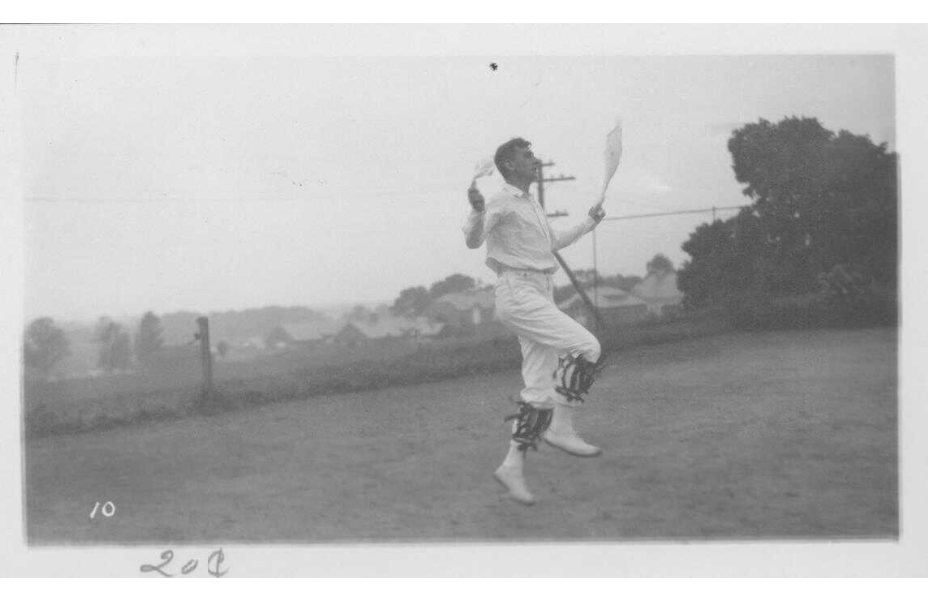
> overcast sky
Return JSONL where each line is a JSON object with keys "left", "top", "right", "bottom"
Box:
{"left": 12, "top": 27, "right": 896, "bottom": 323}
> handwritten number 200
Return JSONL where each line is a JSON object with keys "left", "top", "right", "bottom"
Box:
{"left": 140, "top": 549, "right": 228, "bottom": 578}
{"left": 90, "top": 501, "right": 116, "bottom": 519}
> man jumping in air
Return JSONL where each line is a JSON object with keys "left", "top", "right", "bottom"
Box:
{"left": 463, "top": 138, "right": 607, "bottom": 505}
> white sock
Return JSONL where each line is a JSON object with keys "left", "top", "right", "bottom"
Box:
{"left": 501, "top": 441, "right": 524, "bottom": 469}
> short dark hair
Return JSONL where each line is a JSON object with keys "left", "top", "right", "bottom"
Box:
{"left": 494, "top": 138, "right": 531, "bottom": 181}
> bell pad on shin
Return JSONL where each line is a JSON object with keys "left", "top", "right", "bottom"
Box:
{"left": 503, "top": 401, "right": 553, "bottom": 452}
{"left": 554, "top": 354, "right": 606, "bottom": 404}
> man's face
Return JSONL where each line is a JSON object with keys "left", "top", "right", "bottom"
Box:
{"left": 507, "top": 146, "right": 540, "bottom": 183}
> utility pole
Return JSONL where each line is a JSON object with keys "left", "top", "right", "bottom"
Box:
{"left": 536, "top": 160, "right": 603, "bottom": 332}
{"left": 536, "top": 161, "right": 576, "bottom": 210}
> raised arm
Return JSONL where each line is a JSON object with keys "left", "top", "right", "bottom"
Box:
{"left": 462, "top": 186, "right": 502, "bottom": 249}
{"left": 549, "top": 204, "right": 606, "bottom": 251}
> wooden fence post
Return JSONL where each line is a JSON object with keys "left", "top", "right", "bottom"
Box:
{"left": 196, "top": 316, "right": 214, "bottom": 403}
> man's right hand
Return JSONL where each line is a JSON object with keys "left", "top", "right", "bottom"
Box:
{"left": 468, "top": 186, "right": 485, "bottom": 212}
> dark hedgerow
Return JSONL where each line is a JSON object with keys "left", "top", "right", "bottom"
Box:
{"left": 23, "top": 312, "right": 733, "bottom": 438}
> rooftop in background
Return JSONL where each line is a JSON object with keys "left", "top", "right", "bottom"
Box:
{"left": 280, "top": 319, "right": 345, "bottom": 341}
{"left": 347, "top": 315, "right": 444, "bottom": 339}
{"left": 558, "top": 286, "right": 647, "bottom": 310}
{"left": 431, "top": 289, "right": 495, "bottom": 311}
{"left": 633, "top": 270, "right": 684, "bottom": 302}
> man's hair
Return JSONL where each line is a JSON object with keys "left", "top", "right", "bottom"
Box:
{"left": 494, "top": 137, "right": 531, "bottom": 181}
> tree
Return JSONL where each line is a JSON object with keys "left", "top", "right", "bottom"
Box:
{"left": 678, "top": 116, "right": 897, "bottom": 309}
{"left": 392, "top": 286, "right": 431, "bottom": 317}
{"left": 347, "top": 305, "right": 370, "bottom": 322}
{"left": 727, "top": 116, "right": 897, "bottom": 293}
{"left": 646, "top": 254, "right": 674, "bottom": 275}
{"left": 428, "top": 273, "right": 476, "bottom": 300}
{"left": 134, "top": 311, "right": 164, "bottom": 367}
{"left": 23, "top": 317, "right": 71, "bottom": 379}
{"left": 677, "top": 210, "right": 766, "bottom": 308}
{"left": 95, "top": 318, "right": 133, "bottom": 372}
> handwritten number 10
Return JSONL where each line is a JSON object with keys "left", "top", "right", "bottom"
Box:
{"left": 90, "top": 501, "right": 116, "bottom": 519}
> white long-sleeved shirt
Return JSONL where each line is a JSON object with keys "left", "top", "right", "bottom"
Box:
{"left": 463, "top": 183, "right": 598, "bottom": 275}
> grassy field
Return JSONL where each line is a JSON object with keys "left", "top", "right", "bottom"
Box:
{"left": 23, "top": 314, "right": 731, "bottom": 437}
{"left": 24, "top": 327, "right": 897, "bottom": 543}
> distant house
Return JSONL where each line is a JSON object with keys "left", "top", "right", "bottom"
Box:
{"left": 334, "top": 314, "right": 444, "bottom": 346}
{"left": 280, "top": 319, "right": 344, "bottom": 348}
{"left": 632, "top": 269, "right": 684, "bottom": 317}
{"left": 425, "top": 289, "right": 496, "bottom": 334}
{"left": 558, "top": 286, "right": 649, "bottom": 327}
{"left": 243, "top": 336, "right": 267, "bottom": 351}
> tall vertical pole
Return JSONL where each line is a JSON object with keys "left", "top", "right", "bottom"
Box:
{"left": 537, "top": 160, "right": 602, "bottom": 332}
{"left": 592, "top": 229, "right": 600, "bottom": 334}
{"left": 536, "top": 164, "right": 546, "bottom": 207}
{"left": 196, "top": 316, "right": 214, "bottom": 403}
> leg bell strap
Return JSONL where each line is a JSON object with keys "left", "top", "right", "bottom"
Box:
{"left": 503, "top": 401, "right": 553, "bottom": 452}
{"left": 555, "top": 354, "right": 607, "bottom": 404}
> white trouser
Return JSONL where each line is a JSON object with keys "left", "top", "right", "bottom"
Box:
{"left": 494, "top": 269, "right": 602, "bottom": 409}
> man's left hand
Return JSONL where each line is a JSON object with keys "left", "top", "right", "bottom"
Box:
{"left": 589, "top": 205, "right": 606, "bottom": 223}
